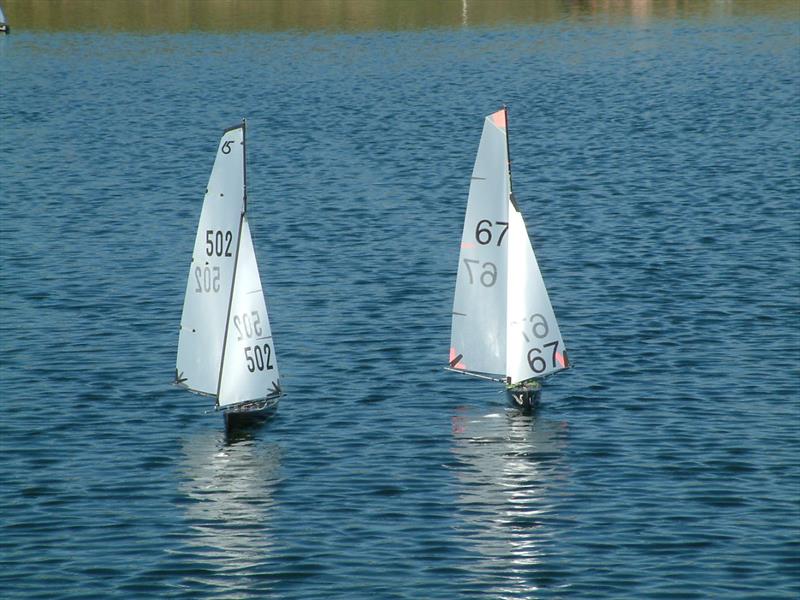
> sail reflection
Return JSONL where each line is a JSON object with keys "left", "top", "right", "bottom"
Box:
{"left": 176, "top": 428, "right": 281, "bottom": 594}
{"left": 451, "top": 404, "right": 568, "bottom": 597}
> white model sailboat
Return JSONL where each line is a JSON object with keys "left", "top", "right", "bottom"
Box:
{"left": 175, "top": 121, "right": 282, "bottom": 427}
{"left": 447, "top": 107, "right": 568, "bottom": 410}
{"left": 0, "top": 3, "right": 9, "bottom": 34}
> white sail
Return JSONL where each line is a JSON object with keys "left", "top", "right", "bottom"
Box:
{"left": 176, "top": 125, "right": 245, "bottom": 396}
{"left": 450, "top": 110, "right": 510, "bottom": 378}
{"left": 217, "top": 218, "right": 281, "bottom": 408}
{"left": 450, "top": 108, "right": 567, "bottom": 384}
{"left": 505, "top": 206, "right": 567, "bottom": 383}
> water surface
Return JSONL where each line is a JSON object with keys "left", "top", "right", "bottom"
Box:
{"left": 1, "top": 5, "right": 799, "bottom": 598}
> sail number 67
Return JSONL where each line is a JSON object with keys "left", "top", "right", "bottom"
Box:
{"left": 463, "top": 259, "right": 497, "bottom": 287}
{"left": 528, "top": 341, "right": 560, "bottom": 374}
{"left": 476, "top": 220, "right": 509, "bottom": 246}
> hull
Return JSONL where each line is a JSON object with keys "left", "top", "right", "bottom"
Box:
{"left": 222, "top": 397, "right": 279, "bottom": 430}
{"left": 506, "top": 381, "right": 541, "bottom": 414}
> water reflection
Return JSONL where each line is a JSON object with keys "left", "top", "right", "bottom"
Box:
{"left": 451, "top": 405, "right": 568, "bottom": 597}
{"left": 176, "top": 428, "right": 281, "bottom": 595}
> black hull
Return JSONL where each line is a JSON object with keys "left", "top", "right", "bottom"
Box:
{"left": 222, "top": 398, "right": 279, "bottom": 430}
{"left": 506, "top": 386, "right": 541, "bottom": 414}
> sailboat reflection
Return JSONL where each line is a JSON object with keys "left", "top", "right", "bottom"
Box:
{"left": 451, "top": 405, "right": 568, "bottom": 595}
{"left": 177, "top": 428, "right": 281, "bottom": 592}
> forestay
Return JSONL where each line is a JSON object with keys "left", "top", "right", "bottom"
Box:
{"left": 176, "top": 125, "right": 245, "bottom": 396}
{"left": 449, "top": 108, "right": 567, "bottom": 384}
{"left": 217, "top": 218, "right": 281, "bottom": 408}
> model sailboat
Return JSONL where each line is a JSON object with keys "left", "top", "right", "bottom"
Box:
{"left": 0, "top": 3, "right": 9, "bottom": 34}
{"left": 175, "top": 121, "right": 282, "bottom": 428}
{"left": 447, "top": 107, "right": 568, "bottom": 410}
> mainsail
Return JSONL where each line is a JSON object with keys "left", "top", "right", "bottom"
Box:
{"left": 177, "top": 124, "right": 245, "bottom": 396}
{"left": 449, "top": 108, "right": 567, "bottom": 384}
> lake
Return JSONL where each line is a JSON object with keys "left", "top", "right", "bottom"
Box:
{"left": 1, "top": 1, "right": 798, "bottom": 598}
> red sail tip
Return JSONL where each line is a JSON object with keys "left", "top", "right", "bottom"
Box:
{"left": 490, "top": 109, "right": 506, "bottom": 130}
{"left": 449, "top": 348, "right": 466, "bottom": 370}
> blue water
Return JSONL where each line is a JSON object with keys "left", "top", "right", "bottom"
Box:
{"left": 1, "top": 16, "right": 799, "bottom": 599}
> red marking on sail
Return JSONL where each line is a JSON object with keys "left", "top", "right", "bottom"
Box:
{"left": 556, "top": 351, "right": 566, "bottom": 368}
{"left": 449, "top": 347, "right": 466, "bottom": 370}
{"left": 490, "top": 109, "right": 506, "bottom": 130}
{"left": 461, "top": 242, "right": 475, "bottom": 249}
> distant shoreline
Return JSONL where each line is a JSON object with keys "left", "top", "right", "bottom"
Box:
{"left": 3, "top": 0, "right": 799, "bottom": 33}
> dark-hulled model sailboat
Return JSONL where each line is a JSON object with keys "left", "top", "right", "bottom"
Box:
{"left": 175, "top": 121, "right": 283, "bottom": 429}
{"left": 447, "top": 107, "right": 569, "bottom": 411}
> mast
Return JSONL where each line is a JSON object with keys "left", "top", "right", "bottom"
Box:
{"left": 242, "top": 118, "right": 248, "bottom": 213}
{"left": 503, "top": 104, "right": 520, "bottom": 212}
{"left": 215, "top": 119, "right": 247, "bottom": 406}
{"left": 502, "top": 104, "right": 513, "bottom": 382}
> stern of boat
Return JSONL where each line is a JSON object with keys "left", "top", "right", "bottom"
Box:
{"left": 505, "top": 380, "right": 542, "bottom": 414}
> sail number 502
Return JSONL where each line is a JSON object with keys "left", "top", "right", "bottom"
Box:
{"left": 244, "top": 344, "right": 273, "bottom": 372}
{"left": 206, "top": 230, "right": 233, "bottom": 257}
{"left": 194, "top": 266, "right": 220, "bottom": 293}
{"left": 233, "top": 311, "right": 263, "bottom": 340}
{"left": 235, "top": 311, "right": 274, "bottom": 372}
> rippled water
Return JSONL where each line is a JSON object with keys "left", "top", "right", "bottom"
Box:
{"left": 1, "top": 13, "right": 799, "bottom": 599}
